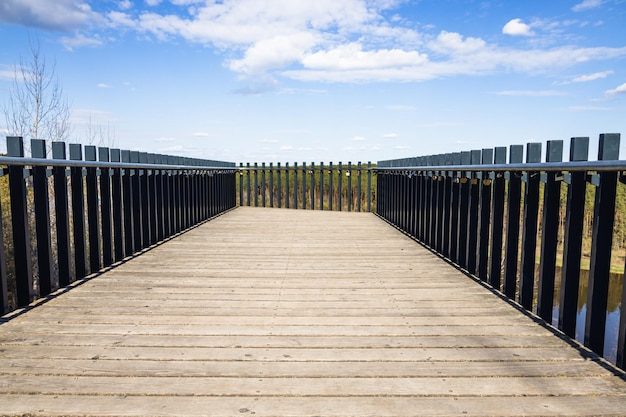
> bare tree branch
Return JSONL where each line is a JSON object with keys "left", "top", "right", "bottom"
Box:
{"left": 2, "top": 36, "right": 72, "bottom": 152}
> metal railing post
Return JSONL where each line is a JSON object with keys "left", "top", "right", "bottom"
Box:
{"left": 537, "top": 140, "right": 564, "bottom": 321}
{"left": 585, "top": 133, "right": 620, "bottom": 355}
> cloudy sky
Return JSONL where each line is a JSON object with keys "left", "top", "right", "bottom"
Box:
{"left": 1, "top": 0, "right": 625, "bottom": 163}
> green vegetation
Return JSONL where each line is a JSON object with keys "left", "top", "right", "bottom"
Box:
{"left": 236, "top": 163, "right": 377, "bottom": 212}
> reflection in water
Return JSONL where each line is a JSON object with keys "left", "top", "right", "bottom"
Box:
{"left": 551, "top": 267, "right": 623, "bottom": 364}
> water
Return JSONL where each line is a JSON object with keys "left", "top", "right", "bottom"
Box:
{"left": 550, "top": 267, "right": 623, "bottom": 364}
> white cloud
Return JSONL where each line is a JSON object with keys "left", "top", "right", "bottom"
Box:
{"left": 301, "top": 43, "right": 428, "bottom": 70}
{"left": 606, "top": 82, "right": 626, "bottom": 96}
{"left": 118, "top": 0, "right": 133, "bottom": 10}
{"left": 60, "top": 33, "right": 103, "bottom": 51}
{"left": 6, "top": 0, "right": 625, "bottom": 87}
{"left": 0, "top": 0, "right": 102, "bottom": 31}
{"left": 383, "top": 133, "right": 398, "bottom": 138}
{"left": 192, "top": 132, "right": 210, "bottom": 137}
{"left": 155, "top": 137, "right": 176, "bottom": 142}
{"left": 229, "top": 32, "right": 319, "bottom": 74}
{"left": 502, "top": 18, "right": 535, "bottom": 36}
{"left": 352, "top": 136, "right": 366, "bottom": 141}
{"left": 107, "top": 11, "right": 135, "bottom": 27}
{"left": 568, "top": 105, "right": 613, "bottom": 111}
{"left": 429, "top": 31, "right": 486, "bottom": 54}
{"left": 0, "top": 64, "right": 14, "bottom": 81}
{"left": 97, "top": 83, "right": 111, "bottom": 88}
{"left": 559, "top": 70, "right": 614, "bottom": 84}
{"left": 572, "top": 0, "right": 604, "bottom": 12}
{"left": 495, "top": 90, "right": 566, "bottom": 96}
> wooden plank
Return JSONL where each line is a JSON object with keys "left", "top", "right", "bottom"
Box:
{"left": 1, "top": 207, "right": 625, "bottom": 417}
{"left": 1, "top": 358, "right": 613, "bottom": 378}
{"left": 3, "top": 375, "right": 626, "bottom": 397}
{"left": 0, "top": 333, "right": 567, "bottom": 349}
{"left": 2, "top": 395, "right": 626, "bottom": 417}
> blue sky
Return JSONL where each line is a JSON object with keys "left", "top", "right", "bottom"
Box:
{"left": 1, "top": 0, "right": 625, "bottom": 163}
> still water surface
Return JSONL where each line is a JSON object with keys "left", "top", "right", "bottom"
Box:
{"left": 550, "top": 267, "right": 623, "bottom": 364}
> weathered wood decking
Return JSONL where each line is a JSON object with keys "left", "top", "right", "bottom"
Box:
{"left": 1, "top": 207, "right": 625, "bottom": 416}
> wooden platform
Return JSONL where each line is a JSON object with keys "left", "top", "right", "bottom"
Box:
{"left": 1, "top": 207, "right": 625, "bottom": 416}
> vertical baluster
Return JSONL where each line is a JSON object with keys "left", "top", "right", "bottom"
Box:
{"left": 441, "top": 155, "right": 453, "bottom": 258}
{"left": 395, "top": 171, "right": 408, "bottom": 230}
{"left": 246, "top": 162, "right": 251, "bottom": 207}
{"left": 319, "top": 162, "right": 324, "bottom": 210}
{"left": 70, "top": 143, "right": 88, "bottom": 279}
{"left": 194, "top": 161, "right": 199, "bottom": 222}
{"left": 111, "top": 149, "right": 124, "bottom": 261}
{"left": 311, "top": 162, "right": 316, "bottom": 210}
{"left": 585, "top": 133, "right": 620, "bottom": 356}
{"left": 239, "top": 163, "right": 244, "bottom": 206}
{"left": 7, "top": 137, "right": 33, "bottom": 305}
{"left": 0, "top": 176, "right": 7, "bottom": 313}
{"left": 269, "top": 163, "right": 274, "bottom": 208}
{"left": 147, "top": 154, "right": 158, "bottom": 243}
{"left": 557, "top": 137, "right": 588, "bottom": 337}
{"left": 503, "top": 145, "right": 524, "bottom": 298}
{"left": 477, "top": 148, "right": 494, "bottom": 280}
{"left": 537, "top": 140, "right": 564, "bottom": 321}
{"left": 139, "top": 152, "right": 151, "bottom": 244}
{"left": 466, "top": 150, "right": 481, "bottom": 274}
{"left": 85, "top": 146, "right": 101, "bottom": 273}
{"left": 302, "top": 162, "right": 307, "bottom": 210}
{"left": 448, "top": 153, "right": 462, "bottom": 262}
{"left": 376, "top": 167, "right": 383, "bottom": 217}
{"left": 338, "top": 162, "right": 342, "bottom": 211}
{"left": 347, "top": 162, "right": 353, "bottom": 212}
{"left": 519, "top": 143, "right": 542, "bottom": 310}
{"left": 121, "top": 150, "right": 135, "bottom": 256}
{"left": 253, "top": 162, "right": 258, "bottom": 207}
{"left": 261, "top": 162, "right": 266, "bottom": 207}
{"left": 406, "top": 163, "right": 413, "bottom": 236}
{"left": 285, "top": 162, "right": 290, "bottom": 209}
{"left": 170, "top": 157, "right": 180, "bottom": 234}
{"left": 294, "top": 162, "right": 299, "bottom": 209}
{"left": 435, "top": 157, "right": 445, "bottom": 252}
{"left": 488, "top": 147, "right": 507, "bottom": 289}
{"left": 156, "top": 155, "right": 166, "bottom": 238}
{"left": 367, "top": 161, "right": 372, "bottom": 213}
{"left": 619, "top": 263, "right": 626, "bottom": 369}
{"left": 412, "top": 158, "right": 426, "bottom": 242}
{"left": 277, "top": 163, "right": 282, "bottom": 208}
{"left": 52, "top": 142, "right": 71, "bottom": 286}
{"left": 98, "top": 147, "right": 113, "bottom": 267}
{"left": 425, "top": 155, "right": 437, "bottom": 248}
{"left": 329, "top": 162, "right": 334, "bottom": 211}
{"left": 31, "top": 139, "right": 54, "bottom": 296}
{"left": 357, "top": 162, "right": 362, "bottom": 212}
{"left": 130, "top": 151, "right": 143, "bottom": 250}
{"left": 457, "top": 152, "right": 471, "bottom": 269}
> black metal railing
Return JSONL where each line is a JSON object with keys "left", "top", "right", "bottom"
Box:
{"left": 377, "top": 133, "right": 626, "bottom": 371}
{"left": 0, "top": 136, "right": 236, "bottom": 314}
{"left": 237, "top": 161, "right": 375, "bottom": 212}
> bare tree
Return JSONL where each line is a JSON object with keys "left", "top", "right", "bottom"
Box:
{"left": 84, "top": 114, "right": 117, "bottom": 148}
{"left": 2, "top": 38, "right": 71, "bottom": 146}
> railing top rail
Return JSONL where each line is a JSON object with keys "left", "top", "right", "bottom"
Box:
{"left": 1, "top": 136, "right": 236, "bottom": 170}
{"left": 237, "top": 163, "right": 375, "bottom": 172}
{"left": 376, "top": 160, "right": 626, "bottom": 173}
{"left": 0, "top": 155, "right": 237, "bottom": 171}
{"left": 378, "top": 134, "right": 622, "bottom": 172}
